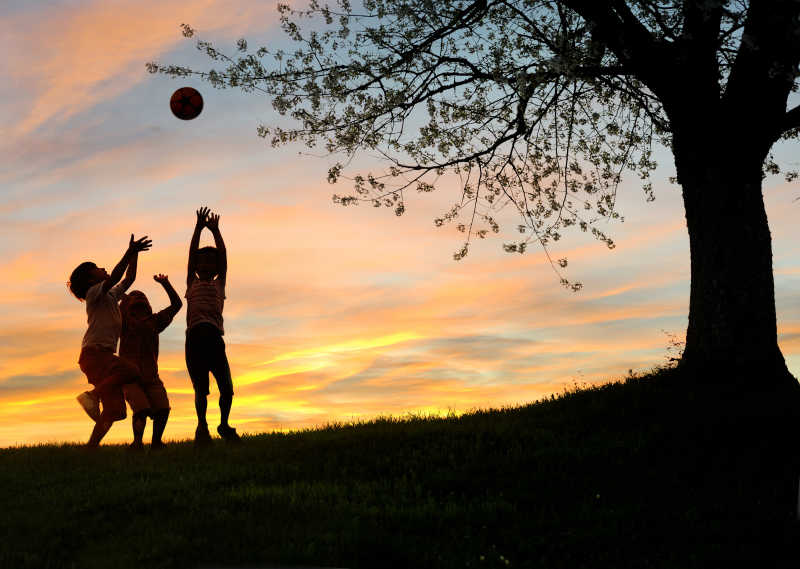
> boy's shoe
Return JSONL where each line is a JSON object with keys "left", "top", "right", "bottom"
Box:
{"left": 150, "top": 440, "right": 167, "bottom": 451}
{"left": 127, "top": 441, "right": 145, "bottom": 452}
{"left": 217, "top": 424, "right": 241, "bottom": 443}
{"left": 77, "top": 391, "right": 101, "bottom": 422}
{"left": 195, "top": 424, "right": 212, "bottom": 446}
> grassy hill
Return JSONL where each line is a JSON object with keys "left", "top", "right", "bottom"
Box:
{"left": 2, "top": 366, "right": 799, "bottom": 568}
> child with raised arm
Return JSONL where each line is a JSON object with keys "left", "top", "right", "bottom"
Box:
{"left": 185, "top": 207, "right": 239, "bottom": 444}
{"left": 68, "top": 234, "right": 151, "bottom": 447}
{"left": 119, "top": 273, "right": 182, "bottom": 450}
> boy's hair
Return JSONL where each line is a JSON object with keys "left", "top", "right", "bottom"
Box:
{"left": 121, "top": 290, "right": 152, "bottom": 318}
{"left": 197, "top": 246, "right": 217, "bottom": 258}
{"left": 68, "top": 262, "right": 97, "bottom": 301}
{"left": 196, "top": 246, "right": 219, "bottom": 271}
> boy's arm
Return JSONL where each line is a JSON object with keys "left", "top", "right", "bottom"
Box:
{"left": 156, "top": 274, "right": 182, "bottom": 315}
{"left": 153, "top": 274, "right": 182, "bottom": 331}
{"left": 116, "top": 249, "right": 138, "bottom": 293}
{"left": 206, "top": 212, "right": 227, "bottom": 284}
{"left": 187, "top": 207, "right": 209, "bottom": 287}
{"left": 102, "top": 235, "right": 151, "bottom": 295}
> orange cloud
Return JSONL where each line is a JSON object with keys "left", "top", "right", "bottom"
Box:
{"left": 3, "top": 0, "right": 280, "bottom": 136}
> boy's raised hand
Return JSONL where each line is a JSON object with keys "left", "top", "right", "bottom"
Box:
{"left": 129, "top": 234, "right": 152, "bottom": 253}
{"left": 206, "top": 212, "right": 220, "bottom": 231}
{"left": 196, "top": 206, "right": 210, "bottom": 227}
{"left": 153, "top": 273, "right": 170, "bottom": 284}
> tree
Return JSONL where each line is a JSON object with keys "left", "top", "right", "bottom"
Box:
{"left": 148, "top": 0, "right": 800, "bottom": 390}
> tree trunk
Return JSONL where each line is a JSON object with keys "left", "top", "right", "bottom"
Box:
{"left": 677, "top": 157, "right": 796, "bottom": 392}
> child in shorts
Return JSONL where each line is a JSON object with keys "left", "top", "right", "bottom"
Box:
{"left": 119, "top": 273, "right": 182, "bottom": 450}
{"left": 185, "top": 207, "right": 239, "bottom": 444}
{"left": 68, "top": 234, "right": 151, "bottom": 447}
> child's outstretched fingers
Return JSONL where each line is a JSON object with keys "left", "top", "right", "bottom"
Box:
{"left": 153, "top": 273, "right": 169, "bottom": 284}
{"left": 130, "top": 235, "right": 152, "bottom": 252}
{"left": 196, "top": 207, "right": 210, "bottom": 226}
{"left": 207, "top": 212, "right": 220, "bottom": 230}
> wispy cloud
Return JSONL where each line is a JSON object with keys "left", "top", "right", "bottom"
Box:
{"left": 2, "top": 0, "right": 278, "bottom": 136}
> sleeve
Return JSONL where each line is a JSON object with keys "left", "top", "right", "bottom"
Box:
{"left": 152, "top": 307, "right": 177, "bottom": 334}
{"left": 217, "top": 279, "right": 226, "bottom": 300}
{"left": 108, "top": 282, "right": 126, "bottom": 301}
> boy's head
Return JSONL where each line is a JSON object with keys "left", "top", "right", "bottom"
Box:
{"left": 121, "top": 290, "right": 152, "bottom": 320}
{"left": 195, "top": 246, "right": 219, "bottom": 279}
{"left": 68, "top": 262, "right": 109, "bottom": 300}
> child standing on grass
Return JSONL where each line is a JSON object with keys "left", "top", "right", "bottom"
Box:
{"left": 186, "top": 207, "right": 239, "bottom": 445}
{"left": 69, "top": 234, "right": 151, "bottom": 447}
{"left": 119, "top": 274, "right": 182, "bottom": 451}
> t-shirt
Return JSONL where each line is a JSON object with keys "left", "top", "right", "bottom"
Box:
{"left": 81, "top": 281, "right": 125, "bottom": 351}
{"left": 185, "top": 278, "right": 225, "bottom": 334}
{"left": 119, "top": 307, "right": 176, "bottom": 382}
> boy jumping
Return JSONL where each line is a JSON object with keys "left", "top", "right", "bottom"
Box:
{"left": 186, "top": 207, "right": 239, "bottom": 444}
{"left": 68, "top": 234, "right": 151, "bottom": 447}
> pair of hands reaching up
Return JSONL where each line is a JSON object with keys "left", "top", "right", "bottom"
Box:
{"left": 195, "top": 206, "right": 220, "bottom": 230}
{"left": 130, "top": 205, "right": 221, "bottom": 258}
{"left": 188, "top": 205, "right": 227, "bottom": 286}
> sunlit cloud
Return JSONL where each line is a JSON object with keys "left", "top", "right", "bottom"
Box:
{"left": 2, "top": 0, "right": 279, "bottom": 136}
{"left": 259, "top": 332, "right": 424, "bottom": 365}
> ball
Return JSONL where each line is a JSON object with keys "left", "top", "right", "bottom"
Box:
{"left": 170, "top": 87, "right": 204, "bottom": 120}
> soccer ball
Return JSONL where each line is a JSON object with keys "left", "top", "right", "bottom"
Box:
{"left": 170, "top": 87, "right": 204, "bottom": 120}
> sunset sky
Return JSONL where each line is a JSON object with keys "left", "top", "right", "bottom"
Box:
{"left": 2, "top": 0, "right": 799, "bottom": 447}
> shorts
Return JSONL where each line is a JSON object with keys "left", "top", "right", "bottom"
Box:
{"left": 185, "top": 323, "right": 233, "bottom": 397}
{"left": 78, "top": 346, "right": 140, "bottom": 421}
{"left": 124, "top": 376, "right": 170, "bottom": 415}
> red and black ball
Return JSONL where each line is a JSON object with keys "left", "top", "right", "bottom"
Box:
{"left": 170, "top": 87, "right": 204, "bottom": 120}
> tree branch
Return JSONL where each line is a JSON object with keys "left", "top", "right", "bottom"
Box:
{"left": 724, "top": 0, "right": 800, "bottom": 144}
{"left": 781, "top": 104, "right": 800, "bottom": 135}
{"left": 558, "top": 0, "right": 675, "bottom": 93}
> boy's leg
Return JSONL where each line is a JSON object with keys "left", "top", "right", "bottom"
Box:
{"left": 76, "top": 350, "right": 106, "bottom": 422}
{"left": 219, "top": 392, "right": 232, "bottom": 427}
{"left": 188, "top": 364, "right": 211, "bottom": 444}
{"left": 131, "top": 411, "right": 149, "bottom": 448}
{"left": 80, "top": 350, "right": 137, "bottom": 446}
{"left": 145, "top": 382, "right": 171, "bottom": 447}
{"left": 194, "top": 392, "right": 208, "bottom": 426}
{"left": 212, "top": 359, "right": 234, "bottom": 427}
{"left": 124, "top": 382, "right": 151, "bottom": 448}
{"left": 151, "top": 408, "right": 170, "bottom": 446}
{"left": 87, "top": 417, "right": 114, "bottom": 447}
{"left": 77, "top": 391, "right": 101, "bottom": 422}
{"left": 88, "top": 385, "right": 127, "bottom": 446}
{"left": 186, "top": 328, "right": 212, "bottom": 444}
{"left": 210, "top": 338, "right": 239, "bottom": 441}
{"left": 193, "top": 393, "right": 212, "bottom": 445}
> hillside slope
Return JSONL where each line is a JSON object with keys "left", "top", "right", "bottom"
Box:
{"left": 2, "top": 367, "right": 799, "bottom": 568}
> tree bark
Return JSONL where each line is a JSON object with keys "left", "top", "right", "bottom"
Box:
{"left": 676, "top": 155, "right": 796, "bottom": 391}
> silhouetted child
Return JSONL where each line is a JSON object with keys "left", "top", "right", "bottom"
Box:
{"left": 185, "top": 207, "right": 239, "bottom": 444}
{"left": 69, "top": 234, "right": 151, "bottom": 447}
{"left": 119, "top": 273, "right": 182, "bottom": 451}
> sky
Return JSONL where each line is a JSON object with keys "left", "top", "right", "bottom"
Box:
{"left": 1, "top": 0, "right": 799, "bottom": 447}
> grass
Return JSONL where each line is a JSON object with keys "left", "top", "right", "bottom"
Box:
{"left": 2, "top": 365, "right": 799, "bottom": 568}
